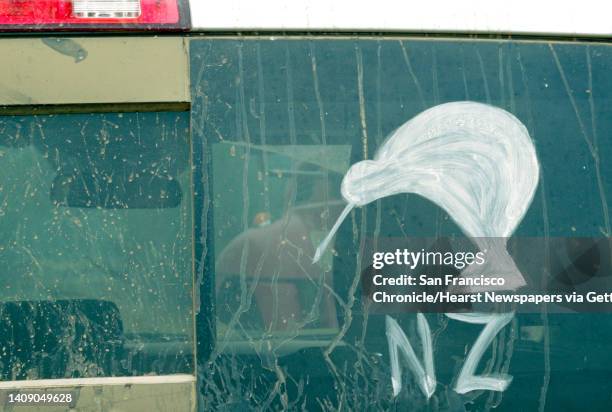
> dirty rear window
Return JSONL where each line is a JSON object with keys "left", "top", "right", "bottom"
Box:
{"left": 0, "top": 111, "right": 194, "bottom": 379}
{"left": 192, "top": 38, "right": 612, "bottom": 411}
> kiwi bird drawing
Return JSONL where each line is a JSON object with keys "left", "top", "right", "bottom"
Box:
{"left": 313, "top": 101, "right": 540, "bottom": 290}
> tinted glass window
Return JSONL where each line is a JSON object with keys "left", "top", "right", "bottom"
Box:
{"left": 192, "top": 38, "right": 612, "bottom": 411}
{"left": 0, "top": 111, "right": 194, "bottom": 379}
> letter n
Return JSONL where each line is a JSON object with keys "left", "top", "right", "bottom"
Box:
{"left": 386, "top": 314, "right": 436, "bottom": 398}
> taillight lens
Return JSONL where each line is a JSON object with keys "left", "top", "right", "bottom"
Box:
{"left": 0, "top": 0, "right": 184, "bottom": 29}
{"left": 72, "top": 0, "right": 142, "bottom": 19}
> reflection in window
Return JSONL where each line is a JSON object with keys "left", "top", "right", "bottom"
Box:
{"left": 213, "top": 143, "right": 350, "bottom": 353}
{"left": 0, "top": 112, "right": 194, "bottom": 380}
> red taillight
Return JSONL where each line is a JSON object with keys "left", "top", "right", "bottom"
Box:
{"left": 0, "top": 0, "right": 184, "bottom": 29}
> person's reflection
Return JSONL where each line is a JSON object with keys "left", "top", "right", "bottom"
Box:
{"left": 216, "top": 163, "right": 342, "bottom": 332}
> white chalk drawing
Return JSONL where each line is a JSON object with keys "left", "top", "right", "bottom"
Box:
{"left": 313, "top": 101, "right": 539, "bottom": 290}
{"left": 312, "top": 101, "right": 541, "bottom": 398}
{"left": 386, "top": 313, "right": 436, "bottom": 398}
{"left": 445, "top": 312, "right": 514, "bottom": 394}
{"left": 386, "top": 312, "right": 514, "bottom": 398}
